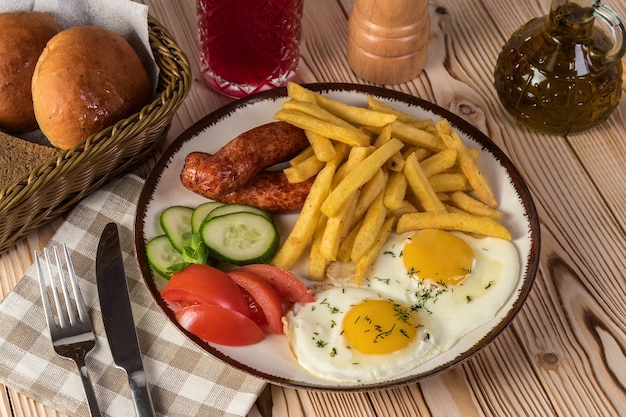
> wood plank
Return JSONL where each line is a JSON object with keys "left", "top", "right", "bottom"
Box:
{"left": 1, "top": 0, "right": 624, "bottom": 416}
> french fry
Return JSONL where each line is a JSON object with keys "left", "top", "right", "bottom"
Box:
{"left": 404, "top": 152, "right": 447, "bottom": 213}
{"left": 287, "top": 81, "right": 317, "bottom": 102}
{"left": 284, "top": 153, "right": 325, "bottom": 183}
{"left": 271, "top": 144, "right": 350, "bottom": 270}
{"left": 468, "top": 147, "right": 481, "bottom": 161}
{"left": 337, "top": 218, "right": 363, "bottom": 262}
{"left": 412, "top": 147, "right": 432, "bottom": 162}
{"left": 289, "top": 146, "right": 315, "bottom": 166}
{"left": 367, "top": 95, "right": 433, "bottom": 129}
{"left": 449, "top": 191, "right": 503, "bottom": 219}
{"left": 436, "top": 192, "right": 451, "bottom": 202}
{"left": 420, "top": 148, "right": 458, "bottom": 177}
{"left": 271, "top": 168, "right": 329, "bottom": 270}
{"left": 339, "top": 188, "right": 360, "bottom": 237}
{"left": 333, "top": 146, "right": 374, "bottom": 187}
{"left": 387, "top": 152, "right": 405, "bottom": 172}
{"left": 288, "top": 83, "right": 398, "bottom": 127}
{"left": 389, "top": 120, "right": 445, "bottom": 152}
{"left": 378, "top": 125, "right": 405, "bottom": 172}
{"left": 351, "top": 191, "right": 387, "bottom": 262}
{"left": 305, "top": 130, "right": 336, "bottom": 162}
{"left": 319, "top": 191, "right": 359, "bottom": 261}
{"left": 314, "top": 93, "right": 397, "bottom": 127}
{"left": 350, "top": 169, "right": 388, "bottom": 230}
{"left": 354, "top": 216, "right": 396, "bottom": 285}
{"left": 428, "top": 173, "right": 473, "bottom": 193}
{"left": 396, "top": 212, "right": 512, "bottom": 240}
{"left": 443, "top": 203, "right": 468, "bottom": 214}
{"left": 436, "top": 119, "right": 498, "bottom": 208}
{"left": 282, "top": 100, "right": 355, "bottom": 129}
{"left": 372, "top": 123, "right": 392, "bottom": 148}
{"left": 274, "top": 109, "right": 370, "bottom": 147}
{"left": 390, "top": 200, "right": 418, "bottom": 217}
{"left": 321, "top": 138, "right": 404, "bottom": 217}
{"left": 308, "top": 215, "right": 328, "bottom": 281}
{"left": 383, "top": 171, "right": 407, "bottom": 211}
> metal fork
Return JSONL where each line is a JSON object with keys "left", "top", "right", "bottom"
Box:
{"left": 36, "top": 245, "right": 102, "bottom": 417}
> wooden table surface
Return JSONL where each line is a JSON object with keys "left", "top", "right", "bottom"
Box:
{"left": 2, "top": 0, "right": 625, "bottom": 416}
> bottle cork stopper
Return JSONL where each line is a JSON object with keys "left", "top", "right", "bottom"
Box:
{"left": 347, "top": 0, "right": 430, "bottom": 84}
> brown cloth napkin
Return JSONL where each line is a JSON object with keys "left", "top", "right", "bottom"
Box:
{"left": 0, "top": 174, "right": 265, "bottom": 416}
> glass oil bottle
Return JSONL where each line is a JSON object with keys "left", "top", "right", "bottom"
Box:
{"left": 494, "top": 0, "right": 625, "bottom": 135}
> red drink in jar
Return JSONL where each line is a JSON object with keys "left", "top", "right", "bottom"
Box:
{"left": 197, "top": 0, "right": 304, "bottom": 98}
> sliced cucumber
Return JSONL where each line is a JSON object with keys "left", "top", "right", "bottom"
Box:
{"left": 201, "top": 211, "right": 279, "bottom": 265}
{"left": 146, "top": 235, "right": 189, "bottom": 278}
{"left": 191, "top": 201, "right": 224, "bottom": 233}
{"left": 205, "top": 203, "right": 272, "bottom": 223}
{"left": 159, "top": 206, "right": 194, "bottom": 252}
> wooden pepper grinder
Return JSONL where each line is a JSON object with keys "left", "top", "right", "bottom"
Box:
{"left": 347, "top": 0, "right": 430, "bottom": 84}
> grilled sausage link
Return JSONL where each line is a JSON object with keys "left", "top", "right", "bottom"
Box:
{"left": 180, "top": 121, "right": 309, "bottom": 198}
{"left": 217, "top": 171, "right": 315, "bottom": 212}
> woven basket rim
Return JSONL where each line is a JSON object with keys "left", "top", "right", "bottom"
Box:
{"left": 0, "top": 15, "right": 191, "bottom": 251}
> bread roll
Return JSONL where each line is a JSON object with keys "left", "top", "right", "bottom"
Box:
{"left": 32, "top": 26, "right": 152, "bottom": 150}
{"left": 0, "top": 12, "right": 62, "bottom": 132}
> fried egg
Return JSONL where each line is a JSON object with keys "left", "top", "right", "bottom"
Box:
{"left": 284, "top": 286, "right": 439, "bottom": 382}
{"left": 285, "top": 229, "right": 520, "bottom": 382}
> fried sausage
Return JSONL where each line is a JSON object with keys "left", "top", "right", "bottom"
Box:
{"left": 216, "top": 171, "right": 315, "bottom": 212}
{"left": 180, "top": 121, "right": 309, "bottom": 198}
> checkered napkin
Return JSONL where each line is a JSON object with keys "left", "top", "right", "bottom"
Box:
{"left": 0, "top": 174, "right": 265, "bottom": 417}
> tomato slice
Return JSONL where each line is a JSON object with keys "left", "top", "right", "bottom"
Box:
{"left": 237, "top": 264, "right": 315, "bottom": 304}
{"left": 175, "top": 304, "right": 264, "bottom": 346}
{"left": 161, "top": 264, "right": 250, "bottom": 317}
{"left": 226, "top": 269, "right": 284, "bottom": 334}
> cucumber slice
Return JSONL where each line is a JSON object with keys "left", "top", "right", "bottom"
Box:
{"left": 146, "top": 235, "right": 189, "bottom": 278}
{"left": 159, "top": 205, "right": 194, "bottom": 252}
{"left": 205, "top": 203, "right": 272, "bottom": 223}
{"left": 191, "top": 201, "right": 224, "bottom": 233}
{"left": 201, "top": 212, "right": 279, "bottom": 265}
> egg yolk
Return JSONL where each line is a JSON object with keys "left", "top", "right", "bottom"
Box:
{"left": 342, "top": 299, "right": 418, "bottom": 354}
{"left": 403, "top": 229, "right": 473, "bottom": 286}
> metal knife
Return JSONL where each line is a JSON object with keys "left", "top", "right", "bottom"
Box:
{"left": 96, "top": 222, "right": 156, "bottom": 417}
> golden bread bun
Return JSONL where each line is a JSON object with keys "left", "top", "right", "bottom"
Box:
{"left": 0, "top": 12, "right": 62, "bottom": 132}
{"left": 32, "top": 26, "right": 152, "bottom": 150}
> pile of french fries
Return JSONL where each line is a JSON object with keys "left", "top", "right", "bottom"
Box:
{"left": 271, "top": 82, "right": 511, "bottom": 284}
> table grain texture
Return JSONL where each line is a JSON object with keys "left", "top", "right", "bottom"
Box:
{"left": 1, "top": 0, "right": 625, "bottom": 416}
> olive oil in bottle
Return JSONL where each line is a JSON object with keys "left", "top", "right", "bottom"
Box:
{"left": 494, "top": 0, "right": 625, "bottom": 135}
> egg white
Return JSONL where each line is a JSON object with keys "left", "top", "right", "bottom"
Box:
{"left": 284, "top": 286, "right": 439, "bottom": 382}
{"left": 365, "top": 231, "right": 520, "bottom": 351}
{"left": 285, "top": 231, "right": 520, "bottom": 382}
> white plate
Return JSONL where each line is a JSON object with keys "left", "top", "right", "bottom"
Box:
{"left": 134, "top": 83, "right": 540, "bottom": 391}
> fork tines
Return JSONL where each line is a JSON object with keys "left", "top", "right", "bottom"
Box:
{"left": 36, "top": 245, "right": 91, "bottom": 331}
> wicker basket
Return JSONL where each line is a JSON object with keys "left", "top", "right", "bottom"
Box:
{"left": 0, "top": 16, "right": 191, "bottom": 253}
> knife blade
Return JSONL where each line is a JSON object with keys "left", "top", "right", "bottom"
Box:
{"left": 96, "top": 222, "right": 156, "bottom": 417}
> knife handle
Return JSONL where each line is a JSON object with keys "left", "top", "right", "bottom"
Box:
{"left": 128, "top": 371, "right": 156, "bottom": 417}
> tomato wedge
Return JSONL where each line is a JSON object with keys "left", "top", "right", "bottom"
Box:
{"left": 175, "top": 304, "right": 264, "bottom": 346}
{"left": 161, "top": 264, "right": 250, "bottom": 317}
{"left": 227, "top": 269, "right": 284, "bottom": 334}
{"left": 237, "top": 264, "right": 315, "bottom": 303}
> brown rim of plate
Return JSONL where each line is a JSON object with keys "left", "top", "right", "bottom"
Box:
{"left": 133, "top": 82, "right": 541, "bottom": 392}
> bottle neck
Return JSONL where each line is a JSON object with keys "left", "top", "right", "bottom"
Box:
{"left": 547, "top": 1, "right": 596, "bottom": 40}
